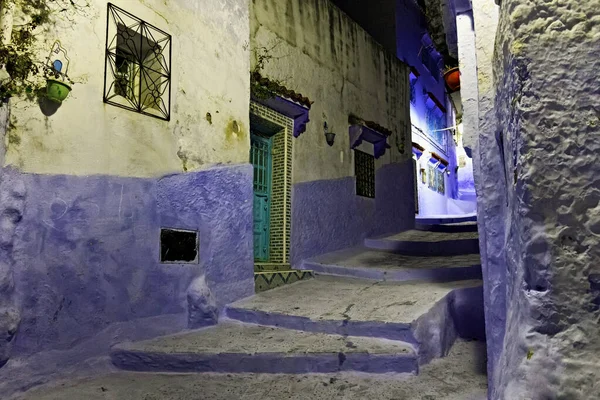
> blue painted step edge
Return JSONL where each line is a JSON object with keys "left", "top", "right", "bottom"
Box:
{"left": 110, "top": 349, "right": 419, "bottom": 374}
{"left": 364, "top": 237, "right": 480, "bottom": 256}
{"left": 300, "top": 261, "right": 482, "bottom": 283}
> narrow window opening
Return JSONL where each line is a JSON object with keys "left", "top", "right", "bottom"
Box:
{"left": 354, "top": 149, "right": 375, "bottom": 198}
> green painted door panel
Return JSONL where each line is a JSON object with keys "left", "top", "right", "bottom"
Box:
{"left": 250, "top": 132, "right": 272, "bottom": 262}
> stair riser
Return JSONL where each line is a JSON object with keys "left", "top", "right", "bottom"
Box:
{"left": 364, "top": 238, "right": 480, "bottom": 256}
{"left": 413, "top": 294, "right": 458, "bottom": 365}
{"left": 301, "top": 262, "right": 482, "bottom": 282}
{"left": 254, "top": 271, "right": 315, "bottom": 293}
{"left": 416, "top": 215, "right": 477, "bottom": 224}
{"left": 414, "top": 223, "right": 478, "bottom": 233}
{"left": 110, "top": 351, "right": 418, "bottom": 374}
{"left": 225, "top": 308, "right": 417, "bottom": 344}
{"left": 450, "top": 286, "right": 486, "bottom": 341}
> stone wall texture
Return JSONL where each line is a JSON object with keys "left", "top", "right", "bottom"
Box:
{"left": 466, "top": 1, "right": 506, "bottom": 396}
{"left": 253, "top": 0, "right": 415, "bottom": 264}
{"left": 252, "top": 0, "right": 412, "bottom": 185}
{"left": 0, "top": 168, "right": 25, "bottom": 366}
{"left": 5, "top": 0, "right": 251, "bottom": 177}
{"left": 5, "top": 164, "right": 253, "bottom": 357}
{"left": 291, "top": 160, "right": 415, "bottom": 265}
{"left": 488, "top": 0, "right": 600, "bottom": 398}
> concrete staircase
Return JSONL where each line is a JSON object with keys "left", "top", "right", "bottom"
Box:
{"left": 109, "top": 217, "right": 484, "bottom": 377}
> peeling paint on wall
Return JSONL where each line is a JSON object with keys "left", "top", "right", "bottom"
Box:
{"left": 4, "top": 0, "right": 251, "bottom": 178}
{"left": 252, "top": 0, "right": 411, "bottom": 184}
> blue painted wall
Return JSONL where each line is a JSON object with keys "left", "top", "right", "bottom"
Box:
{"left": 291, "top": 160, "right": 415, "bottom": 265}
{"left": 397, "top": 0, "right": 446, "bottom": 108}
{"left": 397, "top": 0, "right": 461, "bottom": 215}
{"left": 7, "top": 164, "right": 254, "bottom": 355}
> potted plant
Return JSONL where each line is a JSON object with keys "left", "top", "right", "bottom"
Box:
{"left": 45, "top": 76, "right": 71, "bottom": 103}
{"left": 443, "top": 65, "right": 460, "bottom": 92}
{"left": 43, "top": 42, "right": 73, "bottom": 104}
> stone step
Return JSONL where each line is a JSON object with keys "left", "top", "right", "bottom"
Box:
{"left": 416, "top": 214, "right": 477, "bottom": 225}
{"left": 110, "top": 321, "right": 418, "bottom": 374}
{"left": 226, "top": 275, "right": 484, "bottom": 365}
{"left": 364, "top": 230, "right": 479, "bottom": 256}
{"left": 300, "top": 247, "right": 481, "bottom": 282}
{"left": 254, "top": 270, "right": 314, "bottom": 293}
{"left": 415, "top": 221, "right": 478, "bottom": 233}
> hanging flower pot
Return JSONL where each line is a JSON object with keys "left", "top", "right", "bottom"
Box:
{"left": 444, "top": 67, "right": 460, "bottom": 92}
{"left": 42, "top": 41, "right": 73, "bottom": 105}
{"left": 45, "top": 79, "right": 71, "bottom": 103}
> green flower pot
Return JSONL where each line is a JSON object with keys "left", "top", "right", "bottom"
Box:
{"left": 46, "top": 79, "right": 71, "bottom": 103}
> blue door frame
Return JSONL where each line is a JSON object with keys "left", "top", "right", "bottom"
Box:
{"left": 250, "top": 132, "right": 272, "bottom": 262}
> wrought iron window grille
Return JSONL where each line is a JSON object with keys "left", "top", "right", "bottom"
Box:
{"left": 103, "top": 3, "right": 172, "bottom": 121}
{"left": 354, "top": 149, "right": 375, "bottom": 198}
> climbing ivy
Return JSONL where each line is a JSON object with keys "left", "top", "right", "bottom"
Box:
{"left": 250, "top": 41, "right": 297, "bottom": 101}
{"left": 250, "top": 42, "right": 286, "bottom": 100}
{"left": 0, "top": 0, "right": 86, "bottom": 102}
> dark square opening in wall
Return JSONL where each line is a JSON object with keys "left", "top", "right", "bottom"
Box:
{"left": 160, "top": 228, "right": 198, "bottom": 263}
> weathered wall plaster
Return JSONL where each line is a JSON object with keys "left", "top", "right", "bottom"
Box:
{"left": 251, "top": 0, "right": 411, "bottom": 185}
{"left": 4, "top": 0, "right": 250, "bottom": 177}
{"left": 0, "top": 167, "right": 25, "bottom": 367}
{"left": 465, "top": 1, "right": 506, "bottom": 397}
{"left": 488, "top": 0, "right": 600, "bottom": 398}
{"left": 291, "top": 160, "right": 415, "bottom": 265}
{"left": 8, "top": 163, "right": 253, "bottom": 356}
{"left": 0, "top": 0, "right": 255, "bottom": 367}
{"left": 330, "top": 0, "right": 398, "bottom": 55}
{"left": 456, "top": 11, "right": 478, "bottom": 154}
{"left": 0, "top": 104, "right": 7, "bottom": 167}
{"left": 252, "top": 0, "right": 414, "bottom": 262}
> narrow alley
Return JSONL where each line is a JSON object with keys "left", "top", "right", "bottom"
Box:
{"left": 0, "top": 0, "right": 598, "bottom": 399}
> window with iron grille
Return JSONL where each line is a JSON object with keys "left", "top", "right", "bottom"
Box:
{"left": 104, "top": 3, "right": 172, "bottom": 121}
{"left": 355, "top": 150, "right": 375, "bottom": 198}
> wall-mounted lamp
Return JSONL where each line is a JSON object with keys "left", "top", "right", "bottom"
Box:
{"left": 446, "top": 170, "right": 451, "bottom": 176}
{"left": 324, "top": 121, "right": 336, "bottom": 146}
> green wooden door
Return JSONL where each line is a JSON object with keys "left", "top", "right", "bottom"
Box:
{"left": 250, "top": 132, "right": 272, "bottom": 262}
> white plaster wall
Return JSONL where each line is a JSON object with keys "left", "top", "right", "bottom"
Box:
{"left": 469, "top": 2, "right": 505, "bottom": 397}
{"left": 456, "top": 0, "right": 505, "bottom": 394}
{"left": 250, "top": 0, "right": 411, "bottom": 184}
{"left": 447, "top": 198, "right": 476, "bottom": 214}
{"left": 492, "top": 1, "right": 600, "bottom": 398}
{"left": 456, "top": 11, "right": 478, "bottom": 153}
{"left": 415, "top": 167, "right": 448, "bottom": 216}
{"left": 4, "top": 0, "right": 250, "bottom": 178}
{"left": 456, "top": 144, "right": 476, "bottom": 201}
{"left": 411, "top": 104, "right": 465, "bottom": 216}
{"left": 0, "top": 104, "right": 7, "bottom": 167}
{"left": 410, "top": 106, "right": 450, "bottom": 216}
